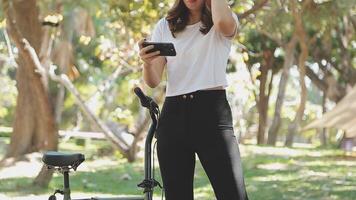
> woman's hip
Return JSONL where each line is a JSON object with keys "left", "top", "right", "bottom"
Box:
{"left": 157, "top": 89, "right": 234, "bottom": 137}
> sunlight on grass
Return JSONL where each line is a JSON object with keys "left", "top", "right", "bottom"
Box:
{"left": 0, "top": 141, "right": 355, "bottom": 200}
{"left": 252, "top": 173, "right": 299, "bottom": 182}
{"left": 0, "top": 153, "right": 42, "bottom": 179}
{"left": 257, "top": 162, "right": 289, "bottom": 170}
{"left": 194, "top": 184, "right": 215, "bottom": 200}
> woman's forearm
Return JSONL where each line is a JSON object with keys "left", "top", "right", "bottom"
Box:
{"left": 143, "top": 63, "right": 160, "bottom": 88}
{"left": 142, "top": 57, "right": 166, "bottom": 88}
{"left": 210, "top": 0, "right": 236, "bottom": 36}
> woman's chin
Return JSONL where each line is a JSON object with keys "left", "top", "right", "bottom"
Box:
{"left": 185, "top": 0, "right": 203, "bottom": 11}
{"left": 186, "top": 5, "right": 203, "bottom": 11}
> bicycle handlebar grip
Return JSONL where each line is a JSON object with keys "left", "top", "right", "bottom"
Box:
{"left": 134, "top": 87, "right": 149, "bottom": 106}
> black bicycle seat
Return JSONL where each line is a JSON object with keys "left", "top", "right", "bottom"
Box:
{"left": 42, "top": 151, "right": 85, "bottom": 169}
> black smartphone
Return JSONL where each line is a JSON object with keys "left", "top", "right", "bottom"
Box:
{"left": 142, "top": 41, "right": 176, "bottom": 56}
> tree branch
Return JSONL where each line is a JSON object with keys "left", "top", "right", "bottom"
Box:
{"left": 5, "top": 2, "right": 131, "bottom": 156}
{"left": 2, "top": 29, "right": 17, "bottom": 67}
{"left": 305, "top": 66, "right": 327, "bottom": 92}
{"left": 257, "top": 29, "right": 283, "bottom": 46}
{"left": 49, "top": 66, "right": 131, "bottom": 153}
{"left": 238, "top": 0, "right": 269, "bottom": 19}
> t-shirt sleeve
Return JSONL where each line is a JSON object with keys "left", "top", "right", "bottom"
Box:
{"left": 223, "top": 12, "right": 239, "bottom": 40}
{"left": 149, "top": 18, "right": 164, "bottom": 42}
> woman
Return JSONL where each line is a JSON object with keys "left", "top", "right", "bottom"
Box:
{"left": 138, "top": 0, "right": 249, "bottom": 199}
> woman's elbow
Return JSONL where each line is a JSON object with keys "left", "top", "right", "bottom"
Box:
{"left": 144, "top": 79, "right": 160, "bottom": 88}
{"left": 215, "top": 19, "right": 236, "bottom": 37}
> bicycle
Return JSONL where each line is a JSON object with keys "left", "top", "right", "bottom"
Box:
{"left": 42, "top": 87, "right": 164, "bottom": 200}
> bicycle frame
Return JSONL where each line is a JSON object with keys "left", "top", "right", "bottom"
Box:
{"left": 45, "top": 87, "right": 161, "bottom": 200}
{"left": 141, "top": 107, "right": 159, "bottom": 200}
{"left": 135, "top": 87, "right": 162, "bottom": 200}
{"left": 77, "top": 96, "right": 160, "bottom": 200}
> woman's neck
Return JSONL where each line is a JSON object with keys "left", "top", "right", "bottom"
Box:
{"left": 188, "top": 10, "right": 201, "bottom": 25}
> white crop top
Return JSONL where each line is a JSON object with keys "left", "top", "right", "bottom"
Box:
{"left": 150, "top": 13, "right": 239, "bottom": 97}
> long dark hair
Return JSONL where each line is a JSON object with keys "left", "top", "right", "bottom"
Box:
{"left": 166, "top": 0, "right": 213, "bottom": 38}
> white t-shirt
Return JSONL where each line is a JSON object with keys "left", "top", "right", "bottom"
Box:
{"left": 150, "top": 13, "right": 239, "bottom": 97}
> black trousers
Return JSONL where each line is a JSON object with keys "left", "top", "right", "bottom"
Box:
{"left": 156, "top": 89, "right": 249, "bottom": 200}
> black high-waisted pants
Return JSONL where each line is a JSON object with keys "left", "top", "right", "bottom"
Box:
{"left": 156, "top": 89, "right": 249, "bottom": 200}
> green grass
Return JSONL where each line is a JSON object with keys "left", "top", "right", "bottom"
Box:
{"left": 0, "top": 140, "right": 355, "bottom": 200}
{"left": 242, "top": 145, "right": 356, "bottom": 200}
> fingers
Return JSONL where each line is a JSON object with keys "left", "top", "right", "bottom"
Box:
{"left": 138, "top": 38, "right": 160, "bottom": 63}
{"left": 139, "top": 45, "right": 155, "bottom": 56}
{"left": 141, "top": 50, "right": 160, "bottom": 59}
{"left": 138, "top": 38, "right": 145, "bottom": 49}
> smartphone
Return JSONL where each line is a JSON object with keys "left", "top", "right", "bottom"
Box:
{"left": 142, "top": 41, "right": 176, "bottom": 56}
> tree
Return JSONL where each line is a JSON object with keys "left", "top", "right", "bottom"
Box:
{"left": 284, "top": 0, "right": 355, "bottom": 146}
{"left": 1, "top": 0, "right": 58, "bottom": 186}
{"left": 267, "top": 35, "right": 297, "bottom": 145}
{"left": 285, "top": 0, "right": 310, "bottom": 147}
{"left": 243, "top": 30, "right": 282, "bottom": 144}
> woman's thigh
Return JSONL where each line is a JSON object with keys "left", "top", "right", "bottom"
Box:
{"left": 193, "top": 97, "right": 249, "bottom": 200}
{"left": 196, "top": 128, "right": 248, "bottom": 200}
{"left": 156, "top": 99, "right": 196, "bottom": 200}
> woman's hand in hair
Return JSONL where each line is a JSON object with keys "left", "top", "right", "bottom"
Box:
{"left": 205, "top": 0, "right": 211, "bottom": 10}
{"left": 138, "top": 38, "right": 161, "bottom": 66}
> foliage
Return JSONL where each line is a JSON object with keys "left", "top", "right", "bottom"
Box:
{"left": 0, "top": 0, "right": 355, "bottom": 146}
{"left": 0, "top": 41, "right": 17, "bottom": 127}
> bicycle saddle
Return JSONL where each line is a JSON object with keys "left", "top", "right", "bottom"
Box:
{"left": 42, "top": 151, "right": 85, "bottom": 169}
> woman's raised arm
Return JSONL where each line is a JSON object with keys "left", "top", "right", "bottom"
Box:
{"left": 208, "top": 0, "right": 238, "bottom": 37}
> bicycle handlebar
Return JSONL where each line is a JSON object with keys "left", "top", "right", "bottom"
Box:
{"left": 134, "top": 87, "right": 159, "bottom": 113}
{"left": 134, "top": 87, "right": 150, "bottom": 107}
{"left": 134, "top": 86, "right": 161, "bottom": 200}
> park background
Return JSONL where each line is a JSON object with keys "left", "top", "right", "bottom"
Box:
{"left": 0, "top": 0, "right": 355, "bottom": 199}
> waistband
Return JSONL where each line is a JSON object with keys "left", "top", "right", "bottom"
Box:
{"left": 165, "top": 89, "right": 227, "bottom": 101}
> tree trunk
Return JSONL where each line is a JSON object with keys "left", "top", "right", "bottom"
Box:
{"left": 257, "top": 65, "right": 268, "bottom": 144}
{"left": 318, "top": 92, "right": 327, "bottom": 146}
{"left": 267, "top": 36, "right": 297, "bottom": 145}
{"left": 285, "top": 49, "right": 307, "bottom": 147}
{"left": 2, "top": 0, "right": 58, "bottom": 186}
{"left": 336, "top": 16, "right": 356, "bottom": 86}
{"left": 285, "top": 1, "right": 309, "bottom": 147}
{"left": 257, "top": 50, "right": 274, "bottom": 144}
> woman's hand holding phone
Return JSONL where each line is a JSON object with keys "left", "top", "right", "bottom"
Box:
{"left": 138, "top": 38, "right": 160, "bottom": 67}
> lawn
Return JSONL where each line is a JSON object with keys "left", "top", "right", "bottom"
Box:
{"left": 0, "top": 138, "right": 355, "bottom": 200}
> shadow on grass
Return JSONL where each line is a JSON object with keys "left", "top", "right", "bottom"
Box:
{"left": 1, "top": 146, "right": 355, "bottom": 200}
{"left": 0, "top": 162, "right": 158, "bottom": 197}
{"left": 241, "top": 149, "right": 356, "bottom": 200}
{"left": 0, "top": 159, "right": 217, "bottom": 199}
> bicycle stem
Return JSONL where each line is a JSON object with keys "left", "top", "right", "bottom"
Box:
{"left": 141, "top": 107, "right": 159, "bottom": 200}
